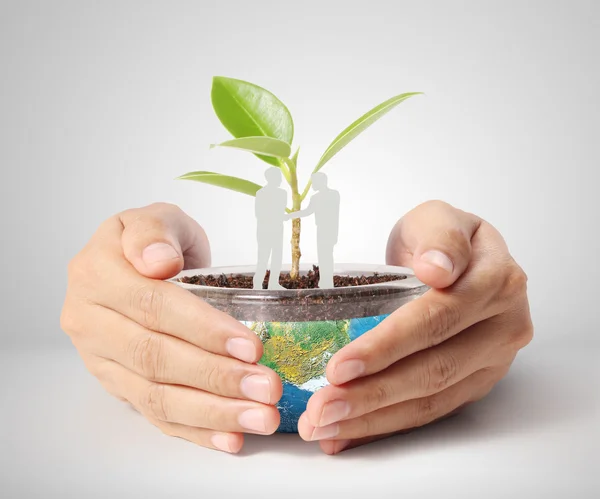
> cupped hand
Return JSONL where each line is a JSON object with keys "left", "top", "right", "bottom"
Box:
{"left": 298, "top": 200, "right": 534, "bottom": 454}
{"left": 60, "top": 203, "right": 282, "bottom": 453}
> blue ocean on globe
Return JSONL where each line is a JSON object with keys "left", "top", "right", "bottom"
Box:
{"left": 262, "top": 313, "right": 391, "bottom": 433}
{"left": 347, "top": 314, "right": 390, "bottom": 341}
{"left": 277, "top": 383, "right": 313, "bottom": 433}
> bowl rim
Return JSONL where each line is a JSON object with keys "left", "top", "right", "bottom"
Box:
{"left": 169, "top": 262, "right": 426, "bottom": 298}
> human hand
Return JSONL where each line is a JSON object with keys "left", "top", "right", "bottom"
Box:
{"left": 298, "top": 200, "right": 533, "bottom": 454}
{"left": 60, "top": 203, "right": 282, "bottom": 453}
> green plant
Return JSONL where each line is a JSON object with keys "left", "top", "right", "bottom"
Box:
{"left": 178, "top": 76, "right": 421, "bottom": 280}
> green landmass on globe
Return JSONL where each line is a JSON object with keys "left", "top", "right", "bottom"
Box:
{"left": 249, "top": 320, "right": 351, "bottom": 386}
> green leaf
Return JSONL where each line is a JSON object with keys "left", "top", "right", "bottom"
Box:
{"left": 211, "top": 76, "right": 294, "bottom": 167}
{"left": 210, "top": 136, "right": 291, "bottom": 159}
{"left": 176, "top": 171, "right": 261, "bottom": 197}
{"left": 314, "top": 92, "right": 423, "bottom": 172}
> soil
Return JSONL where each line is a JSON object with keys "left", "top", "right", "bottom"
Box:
{"left": 174, "top": 266, "right": 427, "bottom": 322}
{"left": 178, "top": 265, "right": 407, "bottom": 289}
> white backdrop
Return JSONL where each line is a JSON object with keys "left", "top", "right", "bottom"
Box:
{"left": 1, "top": 0, "right": 598, "bottom": 347}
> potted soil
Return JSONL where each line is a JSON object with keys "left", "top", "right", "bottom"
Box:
{"left": 172, "top": 264, "right": 427, "bottom": 432}
{"left": 174, "top": 77, "right": 428, "bottom": 432}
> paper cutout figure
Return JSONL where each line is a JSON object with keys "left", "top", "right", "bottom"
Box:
{"left": 288, "top": 172, "right": 340, "bottom": 289}
{"left": 254, "top": 168, "right": 288, "bottom": 290}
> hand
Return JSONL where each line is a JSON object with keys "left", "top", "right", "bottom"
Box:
{"left": 298, "top": 200, "right": 533, "bottom": 454}
{"left": 60, "top": 203, "right": 282, "bottom": 453}
{"left": 283, "top": 213, "right": 291, "bottom": 221}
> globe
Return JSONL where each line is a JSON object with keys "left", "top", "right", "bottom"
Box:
{"left": 243, "top": 314, "right": 389, "bottom": 432}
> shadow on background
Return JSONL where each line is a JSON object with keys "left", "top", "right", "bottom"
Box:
{"left": 2, "top": 337, "right": 590, "bottom": 463}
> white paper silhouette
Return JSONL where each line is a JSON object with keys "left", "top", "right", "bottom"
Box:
{"left": 255, "top": 169, "right": 340, "bottom": 290}
{"left": 254, "top": 168, "right": 287, "bottom": 290}
{"left": 287, "top": 172, "right": 340, "bottom": 289}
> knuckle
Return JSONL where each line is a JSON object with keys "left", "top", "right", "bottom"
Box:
{"left": 148, "top": 202, "right": 182, "bottom": 215}
{"left": 120, "top": 204, "right": 177, "bottom": 233}
{"left": 359, "top": 413, "right": 382, "bottom": 437}
{"left": 142, "top": 383, "right": 169, "bottom": 421}
{"left": 129, "top": 284, "right": 167, "bottom": 331}
{"left": 414, "top": 395, "right": 440, "bottom": 427}
{"left": 128, "top": 334, "right": 166, "bottom": 381}
{"left": 59, "top": 299, "right": 88, "bottom": 342}
{"left": 122, "top": 203, "right": 182, "bottom": 230}
{"left": 193, "top": 400, "right": 219, "bottom": 429}
{"left": 95, "top": 369, "right": 122, "bottom": 399}
{"left": 417, "top": 300, "right": 462, "bottom": 348}
{"left": 420, "top": 199, "right": 454, "bottom": 212}
{"left": 59, "top": 304, "right": 78, "bottom": 334}
{"left": 363, "top": 381, "right": 395, "bottom": 412}
{"left": 509, "top": 319, "right": 535, "bottom": 351}
{"left": 503, "top": 262, "right": 529, "bottom": 299}
{"left": 81, "top": 354, "right": 103, "bottom": 378}
{"left": 197, "top": 362, "right": 224, "bottom": 394}
{"left": 91, "top": 361, "right": 110, "bottom": 382}
{"left": 118, "top": 207, "right": 138, "bottom": 222}
{"left": 97, "top": 378, "right": 125, "bottom": 401}
{"left": 483, "top": 261, "right": 528, "bottom": 307}
{"left": 423, "top": 351, "right": 460, "bottom": 392}
{"left": 158, "top": 423, "right": 177, "bottom": 438}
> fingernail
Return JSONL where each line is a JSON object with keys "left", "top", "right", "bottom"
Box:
{"left": 241, "top": 374, "right": 271, "bottom": 405}
{"left": 226, "top": 337, "right": 257, "bottom": 363}
{"left": 332, "top": 439, "right": 351, "bottom": 454}
{"left": 420, "top": 250, "right": 454, "bottom": 273}
{"left": 238, "top": 409, "right": 268, "bottom": 433}
{"left": 319, "top": 400, "right": 350, "bottom": 427}
{"left": 334, "top": 360, "right": 365, "bottom": 385}
{"left": 310, "top": 423, "right": 339, "bottom": 440}
{"left": 142, "top": 243, "right": 179, "bottom": 265}
{"left": 211, "top": 433, "right": 234, "bottom": 453}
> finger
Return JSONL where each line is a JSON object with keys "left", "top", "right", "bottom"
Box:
{"left": 83, "top": 354, "right": 245, "bottom": 453}
{"left": 120, "top": 203, "right": 211, "bottom": 279}
{"left": 325, "top": 289, "right": 484, "bottom": 385}
{"left": 327, "top": 236, "right": 527, "bottom": 386}
{"left": 318, "top": 409, "right": 465, "bottom": 455}
{"left": 386, "top": 200, "right": 481, "bottom": 289}
{"left": 147, "top": 416, "right": 244, "bottom": 454}
{"left": 81, "top": 304, "right": 282, "bottom": 404}
{"left": 319, "top": 439, "right": 352, "bottom": 455}
{"left": 299, "top": 365, "right": 507, "bottom": 441}
{"left": 73, "top": 216, "right": 264, "bottom": 363}
{"left": 101, "top": 359, "right": 281, "bottom": 434}
{"left": 307, "top": 312, "right": 523, "bottom": 427}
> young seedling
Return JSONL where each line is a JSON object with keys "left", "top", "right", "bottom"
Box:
{"left": 178, "top": 76, "right": 421, "bottom": 280}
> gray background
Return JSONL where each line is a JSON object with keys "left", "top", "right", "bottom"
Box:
{"left": 1, "top": 0, "right": 598, "bottom": 497}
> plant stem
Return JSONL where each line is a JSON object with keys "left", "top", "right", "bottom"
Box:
{"left": 286, "top": 158, "right": 302, "bottom": 280}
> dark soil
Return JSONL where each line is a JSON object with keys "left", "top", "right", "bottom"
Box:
{"left": 178, "top": 265, "right": 407, "bottom": 289}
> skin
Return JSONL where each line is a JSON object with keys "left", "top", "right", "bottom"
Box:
{"left": 60, "top": 200, "right": 533, "bottom": 455}
{"left": 60, "top": 203, "right": 283, "bottom": 454}
{"left": 297, "top": 200, "right": 534, "bottom": 454}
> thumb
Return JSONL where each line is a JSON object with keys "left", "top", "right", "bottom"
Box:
{"left": 119, "top": 203, "right": 211, "bottom": 280}
{"left": 385, "top": 200, "right": 481, "bottom": 289}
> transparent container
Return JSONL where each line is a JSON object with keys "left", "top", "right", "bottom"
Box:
{"left": 171, "top": 263, "right": 428, "bottom": 432}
